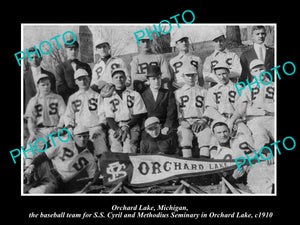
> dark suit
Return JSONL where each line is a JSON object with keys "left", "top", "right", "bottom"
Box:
{"left": 141, "top": 87, "right": 178, "bottom": 129}
{"left": 24, "top": 67, "right": 56, "bottom": 110}
{"left": 240, "top": 45, "right": 274, "bottom": 82}
{"left": 55, "top": 59, "right": 92, "bottom": 103}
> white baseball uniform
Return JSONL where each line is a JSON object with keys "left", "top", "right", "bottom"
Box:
{"left": 205, "top": 80, "right": 254, "bottom": 147}
{"left": 24, "top": 92, "right": 66, "bottom": 166}
{"left": 27, "top": 140, "right": 98, "bottom": 194}
{"left": 91, "top": 56, "right": 131, "bottom": 86}
{"left": 45, "top": 140, "right": 97, "bottom": 183}
{"left": 174, "top": 84, "right": 211, "bottom": 149}
{"left": 169, "top": 52, "right": 203, "bottom": 88}
{"left": 64, "top": 88, "right": 108, "bottom": 156}
{"left": 203, "top": 49, "right": 242, "bottom": 84}
{"left": 239, "top": 81, "right": 275, "bottom": 150}
{"left": 103, "top": 88, "right": 147, "bottom": 153}
{"left": 130, "top": 53, "right": 171, "bottom": 85}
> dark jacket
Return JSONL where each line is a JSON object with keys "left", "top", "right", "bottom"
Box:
{"left": 24, "top": 67, "right": 56, "bottom": 110}
{"left": 55, "top": 59, "right": 92, "bottom": 103}
{"left": 240, "top": 45, "right": 274, "bottom": 82}
{"left": 141, "top": 87, "right": 178, "bottom": 129}
{"left": 140, "top": 133, "right": 176, "bottom": 155}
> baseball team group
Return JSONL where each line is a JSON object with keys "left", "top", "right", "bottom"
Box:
{"left": 22, "top": 25, "right": 275, "bottom": 194}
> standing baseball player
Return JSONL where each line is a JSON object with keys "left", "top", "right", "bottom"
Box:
{"left": 130, "top": 36, "right": 171, "bottom": 93}
{"left": 169, "top": 32, "right": 203, "bottom": 90}
{"left": 238, "top": 59, "right": 274, "bottom": 151}
{"left": 90, "top": 39, "right": 131, "bottom": 93}
{"left": 204, "top": 62, "right": 254, "bottom": 147}
{"left": 64, "top": 68, "right": 108, "bottom": 158}
{"left": 203, "top": 31, "right": 242, "bottom": 87}
{"left": 174, "top": 64, "right": 211, "bottom": 158}
{"left": 23, "top": 125, "right": 99, "bottom": 193}
{"left": 24, "top": 73, "right": 66, "bottom": 167}
{"left": 103, "top": 67, "right": 147, "bottom": 153}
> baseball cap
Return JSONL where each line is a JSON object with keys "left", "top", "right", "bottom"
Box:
{"left": 249, "top": 59, "right": 265, "bottom": 70}
{"left": 36, "top": 73, "right": 50, "bottom": 84}
{"left": 96, "top": 38, "right": 110, "bottom": 48}
{"left": 183, "top": 64, "right": 197, "bottom": 75}
{"left": 74, "top": 68, "right": 89, "bottom": 79}
{"left": 146, "top": 65, "right": 162, "bottom": 78}
{"left": 213, "top": 62, "right": 230, "bottom": 71}
{"left": 74, "top": 125, "right": 89, "bottom": 135}
{"left": 64, "top": 39, "right": 79, "bottom": 48}
{"left": 144, "top": 117, "right": 160, "bottom": 130}
{"left": 173, "top": 30, "right": 189, "bottom": 43}
{"left": 211, "top": 29, "right": 225, "bottom": 41}
{"left": 111, "top": 67, "right": 126, "bottom": 78}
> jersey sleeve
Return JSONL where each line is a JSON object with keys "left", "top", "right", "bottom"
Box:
{"left": 63, "top": 95, "right": 75, "bottom": 127}
{"left": 44, "top": 144, "right": 60, "bottom": 159}
{"left": 132, "top": 91, "right": 147, "bottom": 115}
{"left": 229, "top": 53, "right": 242, "bottom": 78}
{"left": 24, "top": 97, "right": 37, "bottom": 120}
{"left": 97, "top": 96, "right": 106, "bottom": 125}
{"left": 57, "top": 95, "right": 66, "bottom": 127}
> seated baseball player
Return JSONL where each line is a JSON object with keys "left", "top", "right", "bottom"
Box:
{"left": 23, "top": 125, "right": 99, "bottom": 194}
{"left": 209, "top": 122, "right": 251, "bottom": 181}
{"left": 141, "top": 65, "right": 178, "bottom": 136}
{"left": 169, "top": 32, "right": 203, "bottom": 90}
{"left": 24, "top": 73, "right": 66, "bottom": 168}
{"left": 90, "top": 39, "right": 131, "bottom": 93}
{"left": 103, "top": 67, "right": 147, "bottom": 153}
{"left": 130, "top": 35, "right": 171, "bottom": 93}
{"left": 238, "top": 59, "right": 274, "bottom": 154}
{"left": 140, "top": 117, "right": 177, "bottom": 155}
{"left": 64, "top": 68, "right": 108, "bottom": 158}
{"left": 174, "top": 64, "right": 212, "bottom": 158}
{"left": 204, "top": 62, "right": 254, "bottom": 145}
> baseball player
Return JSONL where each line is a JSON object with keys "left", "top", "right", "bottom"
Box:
{"left": 103, "top": 67, "right": 147, "bottom": 153}
{"left": 23, "top": 125, "right": 99, "bottom": 193}
{"left": 24, "top": 73, "right": 66, "bottom": 167}
{"left": 203, "top": 31, "right": 242, "bottom": 87}
{"left": 64, "top": 68, "right": 108, "bottom": 158}
{"left": 238, "top": 59, "right": 274, "bottom": 151}
{"left": 209, "top": 122, "right": 251, "bottom": 180}
{"left": 130, "top": 36, "right": 171, "bottom": 93}
{"left": 205, "top": 62, "right": 254, "bottom": 148}
{"left": 91, "top": 39, "right": 131, "bottom": 92}
{"left": 169, "top": 32, "right": 203, "bottom": 90}
{"left": 174, "top": 64, "right": 211, "bottom": 158}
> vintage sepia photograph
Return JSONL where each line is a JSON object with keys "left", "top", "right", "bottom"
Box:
{"left": 21, "top": 23, "right": 276, "bottom": 195}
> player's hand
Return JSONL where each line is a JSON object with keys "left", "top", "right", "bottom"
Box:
{"left": 24, "top": 164, "right": 35, "bottom": 185}
{"left": 232, "top": 166, "right": 246, "bottom": 179}
{"left": 90, "top": 126, "right": 103, "bottom": 139}
{"left": 120, "top": 125, "right": 130, "bottom": 142}
{"left": 192, "top": 119, "right": 207, "bottom": 133}
{"left": 161, "top": 127, "right": 169, "bottom": 135}
{"left": 113, "top": 128, "right": 123, "bottom": 141}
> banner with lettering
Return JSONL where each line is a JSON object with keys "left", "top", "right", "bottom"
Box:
{"left": 99, "top": 152, "right": 240, "bottom": 187}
